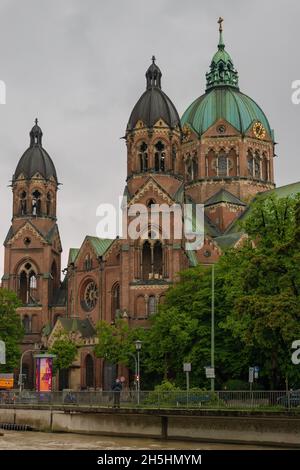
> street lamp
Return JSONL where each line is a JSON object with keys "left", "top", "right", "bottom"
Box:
{"left": 134, "top": 340, "right": 142, "bottom": 405}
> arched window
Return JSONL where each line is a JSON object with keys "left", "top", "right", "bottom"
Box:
{"left": 32, "top": 190, "right": 41, "bottom": 216}
{"left": 50, "top": 261, "right": 58, "bottom": 304}
{"left": 19, "top": 262, "right": 39, "bottom": 305}
{"left": 192, "top": 157, "right": 198, "bottom": 180}
{"left": 46, "top": 192, "right": 52, "bottom": 216}
{"left": 142, "top": 241, "right": 152, "bottom": 280}
{"left": 19, "top": 191, "right": 27, "bottom": 215}
{"left": 154, "top": 141, "right": 166, "bottom": 172}
{"left": 148, "top": 295, "right": 157, "bottom": 315}
{"left": 138, "top": 142, "right": 148, "bottom": 172}
{"left": 262, "top": 154, "right": 268, "bottom": 181}
{"left": 147, "top": 199, "right": 156, "bottom": 209}
{"left": 153, "top": 241, "right": 163, "bottom": 278}
{"left": 111, "top": 283, "right": 120, "bottom": 321}
{"left": 84, "top": 254, "right": 92, "bottom": 271}
{"left": 254, "top": 151, "right": 261, "bottom": 178}
{"left": 135, "top": 295, "right": 145, "bottom": 317}
{"left": 85, "top": 355, "right": 94, "bottom": 388}
{"left": 22, "top": 315, "right": 31, "bottom": 334}
{"left": 172, "top": 144, "right": 177, "bottom": 171}
{"left": 247, "top": 150, "right": 254, "bottom": 176}
{"left": 217, "top": 153, "right": 228, "bottom": 177}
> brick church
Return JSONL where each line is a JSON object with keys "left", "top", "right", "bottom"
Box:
{"left": 2, "top": 20, "right": 297, "bottom": 390}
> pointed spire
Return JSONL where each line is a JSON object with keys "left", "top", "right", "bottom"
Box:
{"left": 205, "top": 18, "right": 239, "bottom": 91}
{"left": 145, "top": 55, "right": 162, "bottom": 89}
{"left": 217, "top": 17, "right": 225, "bottom": 49}
{"left": 30, "top": 118, "right": 43, "bottom": 147}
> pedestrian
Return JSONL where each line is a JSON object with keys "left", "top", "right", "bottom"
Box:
{"left": 112, "top": 378, "right": 122, "bottom": 408}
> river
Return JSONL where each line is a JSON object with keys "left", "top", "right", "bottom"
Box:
{"left": 0, "top": 431, "right": 280, "bottom": 450}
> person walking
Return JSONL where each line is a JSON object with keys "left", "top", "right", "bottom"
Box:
{"left": 112, "top": 378, "right": 122, "bottom": 408}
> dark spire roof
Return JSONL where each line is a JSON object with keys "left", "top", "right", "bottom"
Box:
{"left": 13, "top": 120, "right": 58, "bottom": 182}
{"left": 127, "top": 57, "right": 180, "bottom": 131}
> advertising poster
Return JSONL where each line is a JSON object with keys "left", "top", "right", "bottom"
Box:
{"left": 35, "top": 357, "right": 53, "bottom": 392}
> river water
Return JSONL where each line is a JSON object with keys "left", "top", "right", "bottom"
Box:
{"left": 0, "top": 431, "right": 279, "bottom": 450}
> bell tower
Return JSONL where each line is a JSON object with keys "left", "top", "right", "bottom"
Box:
{"left": 2, "top": 120, "right": 62, "bottom": 363}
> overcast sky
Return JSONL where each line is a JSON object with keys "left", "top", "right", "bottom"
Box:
{"left": 0, "top": 0, "right": 299, "bottom": 276}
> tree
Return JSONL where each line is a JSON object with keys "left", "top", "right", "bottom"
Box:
{"left": 220, "top": 194, "right": 300, "bottom": 389}
{"left": 49, "top": 334, "right": 78, "bottom": 372}
{"left": 0, "top": 289, "right": 23, "bottom": 373}
{"left": 95, "top": 319, "right": 146, "bottom": 368}
{"left": 143, "top": 266, "right": 247, "bottom": 388}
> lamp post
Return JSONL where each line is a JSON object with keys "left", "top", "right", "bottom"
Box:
{"left": 134, "top": 340, "right": 142, "bottom": 405}
{"left": 211, "top": 263, "right": 215, "bottom": 392}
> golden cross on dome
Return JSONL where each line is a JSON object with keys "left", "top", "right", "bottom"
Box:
{"left": 218, "top": 17, "right": 224, "bottom": 32}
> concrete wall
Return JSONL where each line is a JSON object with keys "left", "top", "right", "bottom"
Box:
{"left": 1, "top": 406, "right": 300, "bottom": 447}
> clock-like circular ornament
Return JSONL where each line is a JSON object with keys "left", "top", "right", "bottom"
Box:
{"left": 83, "top": 281, "right": 98, "bottom": 311}
{"left": 217, "top": 124, "right": 226, "bottom": 134}
{"left": 253, "top": 121, "right": 266, "bottom": 140}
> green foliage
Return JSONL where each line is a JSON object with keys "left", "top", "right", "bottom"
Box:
{"left": 0, "top": 289, "right": 23, "bottom": 372}
{"left": 142, "top": 193, "right": 300, "bottom": 390}
{"left": 94, "top": 319, "right": 146, "bottom": 367}
{"left": 49, "top": 334, "right": 77, "bottom": 372}
{"left": 221, "top": 194, "right": 300, "bottom": 389}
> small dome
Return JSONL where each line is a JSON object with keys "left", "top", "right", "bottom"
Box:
{"left": 13, "top": 120, "right": 57, "bottom": 182}
{"left": 181, "top": 87, "right": 273, "bottom": 138}
{"left": 127, "top": 57, "right": 180, "bottom": 131}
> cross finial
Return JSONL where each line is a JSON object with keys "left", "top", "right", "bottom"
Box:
{"left": 152, "top": 55, "right": 156, "bottom": 64}
{"left": 218, "top": 17, "right": 224, "bottom": 33}
{"left": 35, "top": 118, "right": 38, "bottom": 126}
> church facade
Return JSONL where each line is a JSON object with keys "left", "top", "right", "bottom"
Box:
{"left": 2, "top": 20, "right": 283, "bottom": 390}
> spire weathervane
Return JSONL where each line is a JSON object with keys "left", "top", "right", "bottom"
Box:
{"left": 35, "top": 117, "right": 38, "bottom": 126}
{"left": 152, "top": 55, "right": 156, "bottom": 64}
{"left": 218, "top": 17, "right": 223, "bottom": 32}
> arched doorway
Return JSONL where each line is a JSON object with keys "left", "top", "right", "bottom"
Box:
{"left": 59, "top": 369, "right": 69, "bottom": 390}
{"left": 85, "top": 355, "right": 94, "bottom": 388}
{"left": 102, "top": 361, "right": 117, "bottom": 391}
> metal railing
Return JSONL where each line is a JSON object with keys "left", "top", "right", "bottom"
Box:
{"left": 0, "top": 390, "right": 299, "bottom": 410}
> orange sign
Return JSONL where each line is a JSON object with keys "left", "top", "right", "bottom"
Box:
{"left": 0, "top": 373, "right": 14, "bottom": 389}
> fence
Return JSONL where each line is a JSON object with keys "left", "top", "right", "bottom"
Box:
{"left": 0, "top": 389, "right": 299, "bottom": 410}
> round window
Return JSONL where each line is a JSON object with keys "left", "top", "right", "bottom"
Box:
{"left": 82, "top": 281, "right": 98, "bottom": 311}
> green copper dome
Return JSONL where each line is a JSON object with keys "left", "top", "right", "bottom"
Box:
{"left": 181, "top": 87, "right": 272, "bottom": 138}
{"left": 181, "top": 18, "right": 273, "bottom": 140}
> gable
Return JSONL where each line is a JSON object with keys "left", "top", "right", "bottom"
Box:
{"left": 7, "top": 221, "right": 48, "bottom": 248}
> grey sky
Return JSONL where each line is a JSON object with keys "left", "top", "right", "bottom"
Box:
{"left": 0, "top": 0, "right": 299, "bottom": 276}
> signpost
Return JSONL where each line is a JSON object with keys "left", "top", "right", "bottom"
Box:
{"left": 205, "top": 367, "right": 215, "bottom": 379}
{"left": 183, "top": 363, "right": 191, "bottom": 390}
{"left": 0, "top": 340, "right": 6, "bottom": 365}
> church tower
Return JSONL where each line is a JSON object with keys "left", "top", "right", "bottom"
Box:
{"left": 121, "top": 57, "right": 188, "bottom": 324}
{"left": 2, "top": 120, "right": 62, "bottom": 382}
{"left": 181, "top": 18, "right": 275, "bottom": 233}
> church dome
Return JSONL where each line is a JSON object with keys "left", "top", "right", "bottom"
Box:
{"left": 127, "top": 56, "right": 181, "bottom": 131}
{"left": 181, "top": 19, "right": 273, "bottom": 139}
{"left": 182, "top": 87, "right": 272, "bottom": 138}
{"left": 13, "top": 120, "right": 57, "bottom": 182}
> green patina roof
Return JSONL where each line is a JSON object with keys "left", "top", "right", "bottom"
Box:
{"left": 205, "top": 189, "right": 246, "bottom": 207}
{"left": 87, "top": 236, "right": 114, "bottom": 256}
{"left": 206, "top": 22, "right": 239, "bottom": 91}
{"left": 68, "top": 248, "right": 79, "bottom": 265}
{"left": 182, "top": 21, "right": 273, "bottom": 139}
{"left": 214, "top": 232, "right": 243, "bottom": 250}
{"left": 181, "top": 87, "right": 273, "bottom": 138}
{"left": 59, "top": 318, "right": 95, "bottom": 338}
